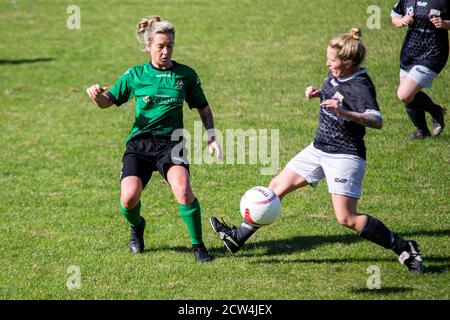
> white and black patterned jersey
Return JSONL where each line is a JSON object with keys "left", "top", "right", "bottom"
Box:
{"left": 391, "top": 0, "right": 450, "bottom": 73}
{"left": 313, "top": 69, "right": 380, "bottom": 160}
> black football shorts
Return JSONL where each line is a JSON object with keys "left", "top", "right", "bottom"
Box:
{"left": 120, "top": 134, "right": 189, "bottom": 187}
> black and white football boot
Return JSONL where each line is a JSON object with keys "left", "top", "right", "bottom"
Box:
{"left": 398, "top": 240, "right": 424, "bottom": 274}
{"left": 210, "top": 217, "right": 242, "bottom": 253}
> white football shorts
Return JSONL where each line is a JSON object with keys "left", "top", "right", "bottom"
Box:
{"left": 400, "top": 65, "right": 438, "bottom": 89}
{"left": 286, "top": 143, "right": 366, "bottom": 199}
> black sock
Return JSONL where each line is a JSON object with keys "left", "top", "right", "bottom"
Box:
{"left": 406, "top": 91, "right": 441, "bottom": 131}
{"left": 235, "top": 222, "right": 259, "bottom": 245}
{"left": 359, "top": 216, "right": 410, "bottom": 255}
{"left": 414, "top": 91, "right": 441, "bottom": 117}
{"left": 359, "top": 215, "right": 396, "bottom": 250}
{"left": 405, "top": 106, "right": 428, "bottom": 132}
{"left": 391, "top": 233, "right": 409, "bottom": 255}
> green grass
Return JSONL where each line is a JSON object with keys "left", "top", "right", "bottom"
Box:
{"left": 0, "top": 0, "right": 449, "bottom": 300}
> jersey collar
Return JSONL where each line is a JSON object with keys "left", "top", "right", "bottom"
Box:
{"left": 337, "top": 68, "right": 367, "bottom": 82}
{"left": 149, "top": 60, "right": 178, "bottom": 71}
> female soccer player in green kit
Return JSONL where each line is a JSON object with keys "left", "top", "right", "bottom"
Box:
{"left": 87, "top": 16, "right": 222, "bottom": 262}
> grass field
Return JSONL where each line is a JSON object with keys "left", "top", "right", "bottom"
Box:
{"left": 0, "top": 0, "right": 449, "bottom": 300}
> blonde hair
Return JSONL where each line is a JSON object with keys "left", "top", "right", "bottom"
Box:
{"left": 329, "top": 28, "right": 366, "bottom": 67}
{"left": 135, "top": 16, "right": 175, "bottom": 49}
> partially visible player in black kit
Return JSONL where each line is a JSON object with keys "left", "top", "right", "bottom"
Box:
{"left": 211, "top": 28, "right": 424, "bottom": 274}
{"left": 391, "top": 0, "right": 449, "bottom": 139}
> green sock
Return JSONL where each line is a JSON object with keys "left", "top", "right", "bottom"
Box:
{"left": 179, "top": 198, "right": 203, "bottom": 245}
{"left": 119, "top": 200, "right": 143, "bottom": 227}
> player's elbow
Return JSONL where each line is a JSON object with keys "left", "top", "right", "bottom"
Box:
{"left": 374, "top": 119, "right": 383, "bottom": 130}
{"left": 364, "top": 110, "right": 383, "bottom": 129}
{"left": 98, "top": 102, "right": 113, "bottom": 109}
{"left": 96, "top": 97, "right": 114, "bottom": 109}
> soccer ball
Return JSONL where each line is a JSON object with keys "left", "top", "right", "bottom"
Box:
{"left": 240, "top": 186, "right": 281, "bottom": 226}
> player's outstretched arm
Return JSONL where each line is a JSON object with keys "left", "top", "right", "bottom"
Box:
{"left": 197, "top": 105, "right": 223, "bottom": 161}
{"left": 86, "top": 84, "right": 113, "bottom": 109}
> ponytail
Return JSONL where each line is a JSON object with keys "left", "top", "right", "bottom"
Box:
{"left": 329, "top": 27, "right": 366, "bottom": 67}
{"left": 135, "top": 16, "right": 175, "bottom": 49}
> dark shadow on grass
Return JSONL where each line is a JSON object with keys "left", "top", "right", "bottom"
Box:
{"left": 144, "top": 246, "right": 192, "bottom": 253}
{"left": 235, "top": 233, "right": 362, "bottom": 257}
{"left": 352, "top": 287, "right": 414, "bottom": 294}
{"left": 232, "top": 228, "right": 450, "bottom": 257}
{"left": 139, "top": 245, "right": 450, "bottom": 274}
{"left": 143, "top": 245, "right": 191, "bottom": 254}
{"left": 142, "top": 245, "right": 239, "bottom": 259}
{"left": 250, "top": 255, "right": 449, "bottom": 265}
{"left": 137, "top": 228, "right": 450, "bottom": 267}
{"left": 0, "top": 58, "right": 54, "bottom": 65}
{"left": 421, "top": 264, "right": 450, "bottom": 274}
{"left": 403, "top": 229, "right": 450, "bottom": 237}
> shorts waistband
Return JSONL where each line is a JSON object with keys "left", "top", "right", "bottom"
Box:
{"left": 130, "top": 132, "right": 180, "bottom": 142}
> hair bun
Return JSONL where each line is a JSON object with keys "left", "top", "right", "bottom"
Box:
{"left": 350, "top": 27, "right": 362, "bottom": 40}
{"left": 138, "top": 19, "right": 150, "bottom": 33}
{"left": 137, "top": 16, "right": 162, "bottom": 33}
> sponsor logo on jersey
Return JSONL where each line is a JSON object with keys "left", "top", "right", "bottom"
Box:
{"left": 417, "top": 1, "right": 428, "bottom": 7}
{"left": 333, "top": 91, "right": 344, "bottom": 103}
{"left": 143, "top": 95, "right": 184, "bottom": 106}
{"left": 155, "top": 74, "right": 172, "bottom": 78}
{"left": 322, "top": 107, "right": 340, "bottom": 121}
{"left": 429, "top": 9, "right": 441, "bottom": 17}
{"left": 176, "top": 80, "right": 184, "bottom": 89}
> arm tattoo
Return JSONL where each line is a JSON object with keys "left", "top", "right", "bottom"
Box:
{"left": 341, "top": 109, "right": 382, "bottom": 129}
{"left": 198, "top": 105, "right": 215, "bottom": 130}
{"left": 361, "top": 112, "right": 383, "bottom": 129}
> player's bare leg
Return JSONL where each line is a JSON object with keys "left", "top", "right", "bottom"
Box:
{"left": 268, "top": 167, "right": 309, "bottom": 199}
{"left": 331, "top": 194, "right": 367, "bottom": 232}
{"left": 332, "top": 194, "right": 423, "bottom": 274}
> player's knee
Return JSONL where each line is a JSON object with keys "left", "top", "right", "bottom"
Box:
{"left": 268, "top": 178, "right": 278, "bottom": 191}
{"left": 121, "top": 191, "right": 140, "bottom": 209}
{"left": 268, "top": 178, "right": 286, "bottom": 200}
{"left": 397, "top": 90, "right": 414, "bottom": 104}
{"left": 172, "top": 184, "right": 194, "bottom": 205}
{"left": 335, "top": 215, "right": 356, "bottom": 228}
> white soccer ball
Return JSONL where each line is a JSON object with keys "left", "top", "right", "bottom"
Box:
{"left": 240, "top": 186, "right": 281, "bottom": 226}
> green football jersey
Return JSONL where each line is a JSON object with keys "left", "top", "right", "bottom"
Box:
{"left": 107, "top": 61, "right": 208, "bottom": 144}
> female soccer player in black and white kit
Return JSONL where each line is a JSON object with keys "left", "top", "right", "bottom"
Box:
{"left": 211, "top": 28, "right": 424, "bottom": 274}
{"left": 391, "top": 0, "right": 449, "bottom": 139}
